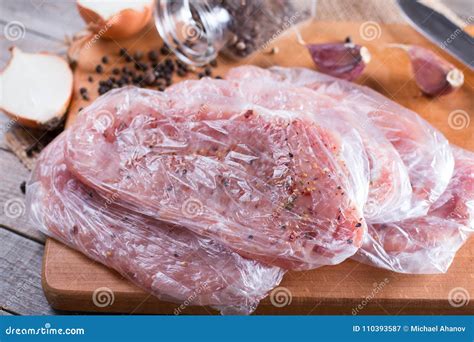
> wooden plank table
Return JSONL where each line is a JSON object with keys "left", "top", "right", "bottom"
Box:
{"left": 0, "top": 0, "right": 84, "bottom": 316}
{"left": 1, "top": 0, "right": 473, "bottom": 316}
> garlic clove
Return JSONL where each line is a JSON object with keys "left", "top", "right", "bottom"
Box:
{"left": 306, "top": 40, "right": 371, "bottom": 81}
{"left": 390, "top": 44, "right": 464, "bottom": 96}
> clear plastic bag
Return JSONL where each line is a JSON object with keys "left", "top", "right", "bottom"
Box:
{"left": 27, "top": 133, "right": 284, "bottom": 314}
{"left": 65, "top": 85, "right": 368, "bottom": 270}
{"left": 226, "top": 66, "right": 413, "bottom": 223}
{"left": 254, "top": 66, "right": 454, "bottom": 221}
{"left": 353, "top": 147, "right": 474, "bottom": 274}
{"left": 167, "top": 77, "right": 371, "bottom": 210}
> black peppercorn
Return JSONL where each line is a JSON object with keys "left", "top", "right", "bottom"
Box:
{"left": 20, "top": 181, "right": 26, "bottom": 194}
{"left": 160, "top": 45, "right": 170, "bottom": 55}
{"left": 148, "top": 50, "right": 158, "bottom": 61}
{"left": 119, "top": 48, "right": 127, "bottom": 56}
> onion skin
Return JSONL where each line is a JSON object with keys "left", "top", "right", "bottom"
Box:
{"left": 1, "top": 107, "right": 67, "bottom": 130}
{"left": 406, "top": 45, "right": 464, "bottom": 97}
{"left": 306, "top": 42, "right": 371, "bottom": 81}
{"left": 77, "top": 3, "right": 153, "bottom": 40}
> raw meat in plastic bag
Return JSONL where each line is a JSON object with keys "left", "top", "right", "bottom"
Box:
{"left": 353, "top": 147, "right": 474, "bottom": 274}
{"left": 27, "top": 133, "right": 284, "bottom": 314}
{"left": 166, "top": 78, "right": 370, "bottom": 209}
{"left": 225, "top": 69, "right": 412, "bottom": 223}
{"left": 228, "top": 66, "right": 454, "bottom": 221}
{"left": 429, "top": 149, "right": 474, "bottom": 223}
{"left": 65, "top": 86, "right": 368, "bottom": 270}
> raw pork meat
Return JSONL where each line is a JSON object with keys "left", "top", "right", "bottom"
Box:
{"left": 353, "top": 147, "right": 474, "bottom": 274}
{"left": 228, "top": 66, "right": 454, "bottom": 221}
{"left": 65, "top": 86, "right": 368, "bottom": 270}
{"left": 27, "top": 133, "right": 284, "bottom": 314}
{"left": 224, "top": 70, "right": 412, "bottom": 223}
{"left": 166, "top": 78, "right": 370, "bottom": 208}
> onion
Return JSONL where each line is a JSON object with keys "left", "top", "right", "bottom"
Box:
{"left": 77, "top": 0, "right": 154, "bottom": 40}
{"left": 0, "top": 47, "right": 73, "bottom": 129}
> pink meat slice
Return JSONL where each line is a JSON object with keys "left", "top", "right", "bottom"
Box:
{"left": 166, "top": 78, "right": 370, "bottom": 210}
{"left": 224, "top": 71, "right": 412, "bottom": 223}
{"left": 27, "top": 133, "right": 284, "bottom": 314}
{"left": 228, "top": 66, "right": 454, "bottom": 221}
{"left": 353, "top": 147, "right": 474, "bottom": 274}
{"left": 65, "top": 86, "right": 367, "bottom": 270}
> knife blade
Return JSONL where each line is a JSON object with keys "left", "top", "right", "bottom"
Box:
{"left": 397, "top": 0, "right": 474, "bottom": 70}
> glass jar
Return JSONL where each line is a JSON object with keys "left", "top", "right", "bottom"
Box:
{"left": 155, "top": 0, "right": 316, "bottom": 65}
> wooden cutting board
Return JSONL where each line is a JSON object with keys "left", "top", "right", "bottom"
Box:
{"left": 42, "top": 21, "right": 474, "bottom": 315}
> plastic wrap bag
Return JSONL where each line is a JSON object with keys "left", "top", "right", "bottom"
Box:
{"left": 353, "top": 147, "right": 474, "bottom": 274}
{"left": 167, "top": 77, "right": 370, "bottom": 209}
{"left": 27, "top": 133, "right": 284, "bottom": 314}
{"left": 225, "top": 68, "right": 412, "bottom": 223}
{"left": 244, "top": 66, "right": 454, "bottom": 221}
{"left": 65, "top": 85, "right": 368, "bottom": 270}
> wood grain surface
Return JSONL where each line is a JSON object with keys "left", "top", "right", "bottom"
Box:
{"left": 0, "top": 151, "right": 44, "bottom": 242}
{"left": 1, "top": 229, "right": 54, "bottom": 315}
{"left": 0, "top": 1, "right": 84, "bottom": 315}
{"left": 43, "top": 20, "right": 474, "bottom": 314}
